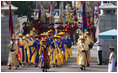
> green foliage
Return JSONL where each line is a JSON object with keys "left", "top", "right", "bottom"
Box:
{"left": 11, "top": 1, "right": 35, "bottom": 17}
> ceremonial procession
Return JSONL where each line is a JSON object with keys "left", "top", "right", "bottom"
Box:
{"left": 1, "top": 0, "right": 117, "bottom": 72}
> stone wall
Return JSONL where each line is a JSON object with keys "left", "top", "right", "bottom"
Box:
{"left": 102, "top": 39, "right": 117, "bottom": 64}
{"left": 99, "top": 14, "right": 117, "bottom": 33}
{"left": 1, "top": 15, "right": 18, "bottom": 65}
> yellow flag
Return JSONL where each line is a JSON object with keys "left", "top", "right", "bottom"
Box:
{"left": 77, "top": 1, "right": 82, "bottom": 8}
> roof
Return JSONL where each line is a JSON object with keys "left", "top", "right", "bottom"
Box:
{"left": 99, "top": 3, "right": 117, "bottom": 10}
{"left": 1, "top": 4, "right": 18, "bottom": 11}
{"left": 99, "top": 29, "right": 117, "bottom": 36}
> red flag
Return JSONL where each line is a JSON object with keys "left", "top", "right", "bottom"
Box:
{"left": 48, "top": 5, "right": 50, "bottom": 13}
{"left": 17, "top": 40, "right": 21, "bottom": 59}
{"left": 50, "top": 1, "right": 53, "bottom": 4}
{"left": 98, "top": 2, "right": 100, "bottom": 14}
{"left": 9, "top": 4, "right": 14, "bottom": 37}
{"left": 67, "top": 1, "right": 69, "bottom": 4}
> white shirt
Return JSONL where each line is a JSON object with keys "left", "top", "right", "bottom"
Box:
{"left": 96, "top": 40, "right": 104, "bottom": 51}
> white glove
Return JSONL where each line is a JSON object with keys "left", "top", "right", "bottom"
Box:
{"left": 62, "top": 51, "right": 64, "bottom": 53}
{"left": 48, "top": 53, "right": 50, "bottom": 56}
{"left": 12, "top": 51, "right": 15, "bottom": 54}
{"left": 19, "top": 38, "right": 22, "bottom": 41}
{"left": 36, "top": 38, "right": 39, "bottom": 40}
{"left": 10, "top": 41, "right": 13, "bottom": 44}
{"left": 82, "top": 48, "right": 84, "bottom": 51}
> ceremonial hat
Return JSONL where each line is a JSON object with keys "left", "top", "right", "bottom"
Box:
{"left": 42, "top": 38, "right": 48, "bottom": 42}
{"left": 15, "top": 24, "right": 20, "bottom": 28}
{"left": 53, "top": 35, "right": 62, "bottom": 39}
{"left": 40, "top": 32, "right": 47, "bottom": 37}
{"left": 48, "top": 30, "right": 53, "bottom": 33}
{"left": 56, "top": 25, "right": 62, "bottom": 29}
{"left": 79, "top": 36, "right": 85, "bottom": 40}
{"left": 26, "top": 34, "right": 30, "bottom": 38}
{"left": 30, "top": 33, "right": 33, "bottom": 37}
{"left": 58, "top": 32, "right": 66, "bottom": 36}
{"left": 34, "top": 35, "right": 41, "bottom": 39}
{"left": 109, "top": 45, "right": 115, "bottom": 50}
{"left": 22, "top": 36, "right": 26, "bottom": 40}
{"left": 10, "top": 36, "right": 16, "bottom": 40}
{"left": 18, "top": 33, "right": 23, "bottom": 37}
{"left": 62, "top": 29, "right": 68, "bottom": 33}
{"left": 32, "top": 28, "right": 35, "bottom": 31}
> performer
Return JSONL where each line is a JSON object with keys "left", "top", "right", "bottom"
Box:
{"left": 55, "top": 35, "right": 64, "bottom": 66}
{"left": 25, "top": 34, "right": 31, "bottom": 64}
{"left": 30, "top": 27, "right": 36, "bottom": 36}
{"left": 18, "top": 33, "right": 25, "bottom": 66}
{"left": 108, "top": 46, "right": 117, "bottom": 72}
{"left": 40, "top": 38, "right": 50, "bottom": 72}
{"left": 46, "top": 32, "right": 56, "bottom": 67}
{"left": 7, "top": 36, "right": 19, "bottom": 69}
{"left": 30, "top": 35, "right": 41, "bottom": 67}
{"left": 29, "top": 33, "right": 35, "bottom": 54}
{"left": 66, "top": 31, "right": 73, "bottom": 57}
{"left": 84, "top": 32, "right": 93, "bottom": 67}
{"left": 58, "top": 32, "right": 68, "bottom": 62}
{"left": 21, "top": 36, "right": 27, "bottom": 65}
{"left": 76, "top": 36, "right": 88, "bottom": 70}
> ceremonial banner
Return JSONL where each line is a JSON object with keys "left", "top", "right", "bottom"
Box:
{"left": 9, "top": 4, "right": 14, "bottom": 37}
{"left": 82, "top": 2, "right": 87, "bottom": 32}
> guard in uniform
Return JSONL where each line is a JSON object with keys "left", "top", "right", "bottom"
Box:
{"left": 7, "top": 36, "right": 19, "bottom": 69}
{"left": 25, "top": 34, "right": 31, "bottom": 64}
{"left": 76, "top": 36, "right": 88, "bottom": 70}
{"left": 30, "top": 35, "right": 41, "bottom": 67}
{"left": 40, "top": 38, "right": 50, "bottom": 72}
{"left": 55, "top": 35, "right": 64, "bottom": 66}
{"left": 58, "top": 32, "right": 68, "bottom": 62}
{"left": 108, "top": 46, "right": 117, "bottom": 72}
{"left": 18, "top": 33, "right": 25, "bottom": 66}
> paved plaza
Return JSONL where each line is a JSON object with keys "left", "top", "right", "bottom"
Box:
{"left": 1, "top": 45, "right": 108, "bottom": 72}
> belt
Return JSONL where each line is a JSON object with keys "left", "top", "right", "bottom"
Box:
{"left": 10, "top": 49, "right": 15, "bottom": 52}
{"left": 98, "top": 45, "right": 102, "bottom": 46}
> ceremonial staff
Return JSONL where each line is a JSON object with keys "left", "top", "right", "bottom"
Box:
{"left": 59, "top": 1, "right": 64, "bottom": 24}
{"left": 66, "top": 1, "right": 71, "bottom": 25}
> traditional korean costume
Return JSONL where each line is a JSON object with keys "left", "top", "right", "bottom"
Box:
{"left": 108, "top": 52, "right": 117, "bottom": 72}
{"left": 7, "top": 41, "right": 19, "bottom": 69}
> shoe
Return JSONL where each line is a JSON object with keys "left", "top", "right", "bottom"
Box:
{"left": 35, "top": 64, "right": 37, "bottom": 67}
{"left": 8, "top": 65, "right": 11, "bottom": 70}
{"left": 15, "top": 67, "right": 17, "bottom": 69}
{"left": 97, "top": 63, "right": 102, "bottom": 65}
{"left": 86, "top": 64, "right": 90, "bottom": 67}
{"left": 80, "top": 67, "right": 83, "bottom": 70}
{"left": 8, "top": 67, "right": 11, "bottom": 70}
{"left": 22, "top": 64, "right": 24, "bottom": 66}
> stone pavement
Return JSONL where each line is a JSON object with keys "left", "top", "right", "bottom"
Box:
{"left": 1, "top": 45, "right": 108, "bottom": 72}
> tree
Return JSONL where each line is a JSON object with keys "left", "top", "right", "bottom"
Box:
{"left": 11, "top": 1, "right": 35, "bottom": 17}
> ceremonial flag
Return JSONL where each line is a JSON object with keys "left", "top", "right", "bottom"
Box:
{"left": 82, "top": 1, "right": 87, "bottom": 32}
{"left": 9, "top": 4, "right": 14, "bottom": 37}
{"left": 59, "top": 2, "right": 63, "bottom": 23}
{"left": 48, "top": 5, "right": 50, "bottom": 13}
{"left": 27, "top": 2, "right": 32, "bottom": 26}
{"left": 98, "top": 2, "right": 100, "bottom": 15}
{"left": 77, "top": 1, "right": 82, "bottom": 9}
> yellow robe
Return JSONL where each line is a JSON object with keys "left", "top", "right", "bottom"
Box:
{"left": 76, "top": 42, "right": 87, "bottom": 66}
{"left": 63, "top": 44, "right": 68, "bottom": 62}
{"left": 7, "top": 43, "right": 19, "bottom": 67}
{"left": 67, "top": 48, "right": 73, "bottom": 56}
{"left": 25, "top": 41, "right": 31, "bottom": 63}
